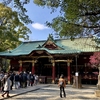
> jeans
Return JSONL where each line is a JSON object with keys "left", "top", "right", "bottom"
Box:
{"left": 60, "top": 86, "right": 66, "bottom": 98}
{"left": 15, "top": 81, "right": 20, "bottom": 89}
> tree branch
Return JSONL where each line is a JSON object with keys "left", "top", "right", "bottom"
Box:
{"left": 81, "top": 10, "right": 100, "bottom": 16}
{"left": 60, "top": 19, "right": 100, "bottom": 28}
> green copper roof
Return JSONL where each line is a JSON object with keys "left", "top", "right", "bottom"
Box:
{"left": 0, "top": 36, "right": 99, "bottom": 57}
{"left": 0, "top": 42, "right": 80, "bottom": 56}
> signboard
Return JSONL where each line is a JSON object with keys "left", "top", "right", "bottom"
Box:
{"left": 75, "top": 72, "right": 78, "bottom": 76}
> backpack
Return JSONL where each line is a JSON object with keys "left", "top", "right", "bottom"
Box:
{"left": 59, "top": 81, "right": 64, "bottom": 86}
{"left": 31, "top": 75, "right": 33, "bottom": 79}
{"left": 30, "top": 75, "right": 34, "bottom": 80}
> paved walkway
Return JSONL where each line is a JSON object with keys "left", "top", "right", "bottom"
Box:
{"left": 0, "top": 84, "right": 100, "bottom": 100}
{"left": 0, "top": 84, "right": 50, "bottom": 100}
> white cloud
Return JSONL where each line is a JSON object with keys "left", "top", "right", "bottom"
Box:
{"left": 32, "top": 23, "right": 49, "bottom": 30}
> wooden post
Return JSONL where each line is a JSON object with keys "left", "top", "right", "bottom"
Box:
{"left": 51, "top": 60, "right": 55, "bottom": 84}
{"left": 32, "top": 60, "right": 37, "bottom": 74}
{"left": 32, "top": 62, "right": 35, "bottom": 74}
{"left": 19, "top": 61, "right": 22, "bottom": 72}
{"left": 66, "top": 59, "right": 72, "bottom": 84}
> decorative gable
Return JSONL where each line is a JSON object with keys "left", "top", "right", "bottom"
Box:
{"left": 42, "top": 34, "right": 63, "bottom": 50}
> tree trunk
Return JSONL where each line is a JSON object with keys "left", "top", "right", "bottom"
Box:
{"left": 97, "top": 67, "right": 100, "bottom": 89}
{"left": 95, "top": 66, "right": 100, "bottom": 97}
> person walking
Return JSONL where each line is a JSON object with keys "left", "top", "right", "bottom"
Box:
{"left": 1, "top": 73, "right": 11, "bottom": 98}
{"left": 58, "top": 74, "right": 66, "bottom": 98}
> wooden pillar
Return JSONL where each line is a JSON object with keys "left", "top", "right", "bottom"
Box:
{"left": 32, "top": 60, "right": 37, "bottom": 74}
{"left": 32, "top": 61, "right": 35, "bottom": 74}
{"left": 19, "top": 61, "right": 22, "bottom": 72}
{"left": 66, "top": 59, "right": 72, "bottom": 84}
{"left": 51, "top": 60, "right": 55, "bottom": 84}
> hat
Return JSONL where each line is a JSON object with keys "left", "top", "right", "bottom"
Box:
{"left": 29, "top": 72, "right": 31, "bottom": 74}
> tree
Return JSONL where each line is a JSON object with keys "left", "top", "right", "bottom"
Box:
{"left": 89, "top": 52, "right": 100, "bottom": 67}
{"left": 1, "top": 0, "right": 32, "bottom": 24}
{"left": 33, "top": 0, "right": 100, "bottom": 40}
{"left": 89, "top": 52, "right": 100, "bottom": 92}
{"left": 2, "top": 0, "right": 100, "bottom": 39}
{"left": 0, "top": 3, "right": 31, "bottom": 51}
{"left": 0, "top": 0, "right": 32, "bottom": 71}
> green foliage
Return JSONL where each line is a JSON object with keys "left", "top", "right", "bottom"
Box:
{"left": 1, "top": 0, "right": 32, "bottom": 24}
{"left": 0, "top": 0, "right": 100, "bottom": 49}
{"left": 33, "top": 0, "right": 45, "bottom": 6}
{"left": 0, "top": 3, "right": 31, "bottom": 51}
{"left": 34, "top": 0, "right": 59, "bottom": 7}
{"left": 34, "top": 0, "right": 100, "bottom": 39}
{"left": 1, "top": 58, "right": 10, "bottom": 72}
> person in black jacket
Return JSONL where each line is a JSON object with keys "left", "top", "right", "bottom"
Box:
{"left": 14, "top": 72, "right": 20, "bottom": 89}
{"left": 22, "top": 71, "right": 27, "bottom": 88}
{"left": 10, "top": 72, "right": 15, "bottom": 90}
{"left": 29, "top": 72, "right": 34, "bottom": 86}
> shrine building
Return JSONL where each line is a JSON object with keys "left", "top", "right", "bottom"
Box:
{"left": 0, "top": 34, "right": 99, "bottom": 84}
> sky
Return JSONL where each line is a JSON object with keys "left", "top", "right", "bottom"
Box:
{"left": 24, "top": 1, "right": 60, "bottom": 41}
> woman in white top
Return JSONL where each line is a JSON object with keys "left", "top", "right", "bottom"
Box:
{"left": 1, "top": 73, "right": 11, "bottom": 98}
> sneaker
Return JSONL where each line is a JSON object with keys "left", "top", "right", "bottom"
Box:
{"left": 1, "top": 94, "right": 4, "bottom": 97}
{"left": 60, "top": 96, "right": 62, "bottom": 98}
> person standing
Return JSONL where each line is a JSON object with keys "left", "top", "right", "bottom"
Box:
{"left": 1, "top": 73, "right": 11, "bottom": 98}
{"left": 14, "top": 72, "right": 20, "bottom": 89}
{"left": 10, "top": 71, "right": 14, "bottom": 90}
{"left": 22, "top": 71, "right": 27, "bottom": 88}
{"left": 0, "top": 71, "right": 4, "bottom": 91}
{"left": 58, "top": 74, "right": 66, "bottom": 98}
{"left": 29, "top": 72, "right": 34, "bottom": 86}
{"left": 34, "top": 74, "right": 38, "bottom": 85}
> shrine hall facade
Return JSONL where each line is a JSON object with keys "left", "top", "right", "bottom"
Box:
{"left": 0, "top": 35, "right": 100, "bottom": 84}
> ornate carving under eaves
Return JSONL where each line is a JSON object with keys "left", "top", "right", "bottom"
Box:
{"left": 42, "top": 34, "right": 63, "bottom": 50}
{"left": 36, "top": 51, "right": 44, "bottom": 54}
